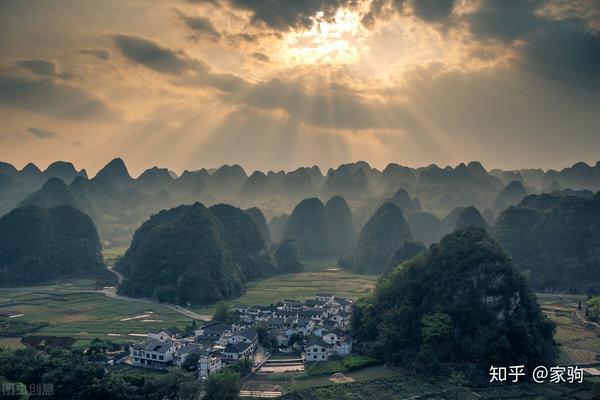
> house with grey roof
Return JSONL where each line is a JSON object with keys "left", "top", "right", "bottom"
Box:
{"left": 131, "top": 340, "right": 175, "bottom": 369}
{"left": 194, "top": 322, "right": 231, "bottom": 339}
{"left": 228, "top": 328, "right": 258, "bottom": 352}
{"left": 174, "top": 343, "right": 202, "bottom": 368}
{"left": 221, "top": 342, "right": 254, "bottom": 364}
{"left": 305, "top": 336, "right": 332, "bottom": 361}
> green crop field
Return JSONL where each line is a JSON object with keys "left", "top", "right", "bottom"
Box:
{"left": 282, "top": 374, "right": 595, "bottom": 400}
{"left": 0, "top": 280, "right": 192, "bottom": 347}
{"left": 193, "top": 262, "right": 378, "bottom": 315}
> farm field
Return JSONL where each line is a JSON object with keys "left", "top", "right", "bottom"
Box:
{"left": 282, "top": 374, "right": 595, "bottom": 400}
{"left": 193, "top": 260, "right": 378, "bottom": 315}
{"left": 0, "top": 280, "right": 192, "bottom": 347}
{"left": 536, "top": 293, "right": 600, "bottom": 366}
{"left": 242, "top": 365, "right": 399, "bottom": 394}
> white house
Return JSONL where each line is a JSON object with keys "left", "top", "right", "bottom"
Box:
{"left": 199, "top": 348, "right": 222, "bottom": 379}
{"left": 331, "top": 310, "right": 350, "bottom": 326}
{"left": 131, "top": 340, "right": 175, "bottom": 369}
{"left": 221, "top": 342, "right": 254, "bottom": 364}
{"left": 228, "top": 328, "right": 258, "bottom": 352}
{"left": 148, "top": 329, "right": 177, "bottom": 342}
{"left": 305, "top": 337, "right": 331, "bottom": 361}
{"left": 296, "top": 318, "right": 315, "bottom": 336}
{"left": 315, "top": 293, "right": 335, "bottom": 302}
{"left": 322, "top": 330, "right": 341, "bottom": 345}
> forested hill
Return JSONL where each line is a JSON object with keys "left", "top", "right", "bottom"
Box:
{"left": 115, "top": 203, "right": 302, "bottom": 304}
{"left": 494, "top": 192, "right": 600, "bottom": 292}
{"left": 352, "top": 228, "right": 557, "bottom": 373}
{"left": 0, "top": 205, "right": 110, "bottom": 286}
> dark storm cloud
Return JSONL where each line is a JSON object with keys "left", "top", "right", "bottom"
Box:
{"left": 229, "top": 0, "right": 355, "bottom": 30}
{"left": 466, "top": 0, "right": 600, "bottom": 87}
{"left": 79, "top": 47, "right": 112, "bottom": 60}
{"left": 16, "top": 58, "right": 74, "bottom": 80}
{"left": 112, "top": 33, "right": 251, "bottom": 92}
{"left": 412, "top": 0, "right": 455, "bottom": 22}
{"left": 186, "top": 0, "right": 220, "bottom": 4}
{"left": 251, "top": 52, "right": 269, "bottom": 62}
{"left": 179, "top": 14, "right": 222, "bottom": 41}
{"left": 520, "top": 19, "right": 600, "bottom": 88}
{"left": 113, "top": 34, "right": 198, "bottom": 74}
{"left": 27, "top": 127, "right": 58, "bottom": 139}
{"left": 467, "top": 0, "right": 543, "bottom": 41}
{"left": 392, "top": 0, "right": 456, "bottom": 22}
{"left": 0, "top": 74, "right": 116, "bottom": 121}
{"left": 16, "top": 59, "right": 58, "bottom": 76}
{"left": 365, "top": 0, "right": 600, "bottom": 88}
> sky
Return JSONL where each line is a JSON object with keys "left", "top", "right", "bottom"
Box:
{"left": 0, "top": 0, "right": 599, "bottom": 176}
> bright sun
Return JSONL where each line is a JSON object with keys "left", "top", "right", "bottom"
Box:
{"left": 283, "top": 9, "right": 365, "bottom": 66}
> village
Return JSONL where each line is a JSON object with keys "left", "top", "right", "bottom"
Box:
{"left": 127, "top": 293, "right": 354, "bottom": 380}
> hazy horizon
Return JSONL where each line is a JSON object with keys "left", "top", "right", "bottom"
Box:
{"left": 4, "top": 156, "right": 600, "bottom": 179}
{"left": 1, "top": 0, "right": 599, "bottom": 176}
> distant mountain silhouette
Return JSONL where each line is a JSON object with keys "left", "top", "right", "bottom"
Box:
{"left": 136, "top": 166, "right": 174, "bottom": 195}
{"left": 340, "top": 202, "right": 412, "bottom": 274}
{"left": 19, "top": 178, "right": 85, "bottom": 212}
{"left": 3, "top": 158, "right": 600, "bottom": 254}
{"left": 245, "top": 206, "right": 271, "bottom": 244}
{"left": 94, "top": 158, "right": 133, "bottom": 189}
{"left": 283, "top": 197, "right": 330, "bottom": 259}
{"left": 268, "top": 213, "right": 290, "bottom": 243}
{"left": 453, "top": 206, "right": 487, "bottom": 231}
{"left": 325, "top": 195, "right": 357, "bottom": 255}
{"left": 493, "top": 181, "right": 528, "bottom": 213}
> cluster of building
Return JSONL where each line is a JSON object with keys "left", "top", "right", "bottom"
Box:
{"left": 128, "top": 293, "right": 353, "bottom": 377}
{"left": 233, "top": 293, "right": 354, "bottom": 360}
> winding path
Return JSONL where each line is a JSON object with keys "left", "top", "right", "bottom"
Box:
{"left": 99, "top": 286, "right": 212, "bottom": 321}
{"left": 103, "top": 263, "right": 212, "bottom": 320}
{"left": 56, "top": 264, "right": 213, "bottom": 321}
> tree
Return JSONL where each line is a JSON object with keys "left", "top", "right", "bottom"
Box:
{"left": 447, "top": 371, "right": 469, "bottom": 400}
{"left": 213, "top": 303, "right": 232, "bottom": 323}
{"left": 204, "top": 369, "right": 240, "bottom": 400}
{"left": 255, "top": 324, "right": 270, "bottom": 348}
{"left": 226, "top": 359, "right": 252, "bottom": 378}
{"left": 417, "top": 312, "right": 453, "bottom": 366}
{"left": 142, "top": 370, "right": 201, "bottom": 400}
{"left": 587, "top": 297, "right": 600, "bottom": 322}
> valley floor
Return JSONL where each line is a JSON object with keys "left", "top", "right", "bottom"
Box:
{"left": 192, "top": 258, "right": 378, "bottom": 316}
{"left": 2, "top": 255, "right": 600, "bottom": 399}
